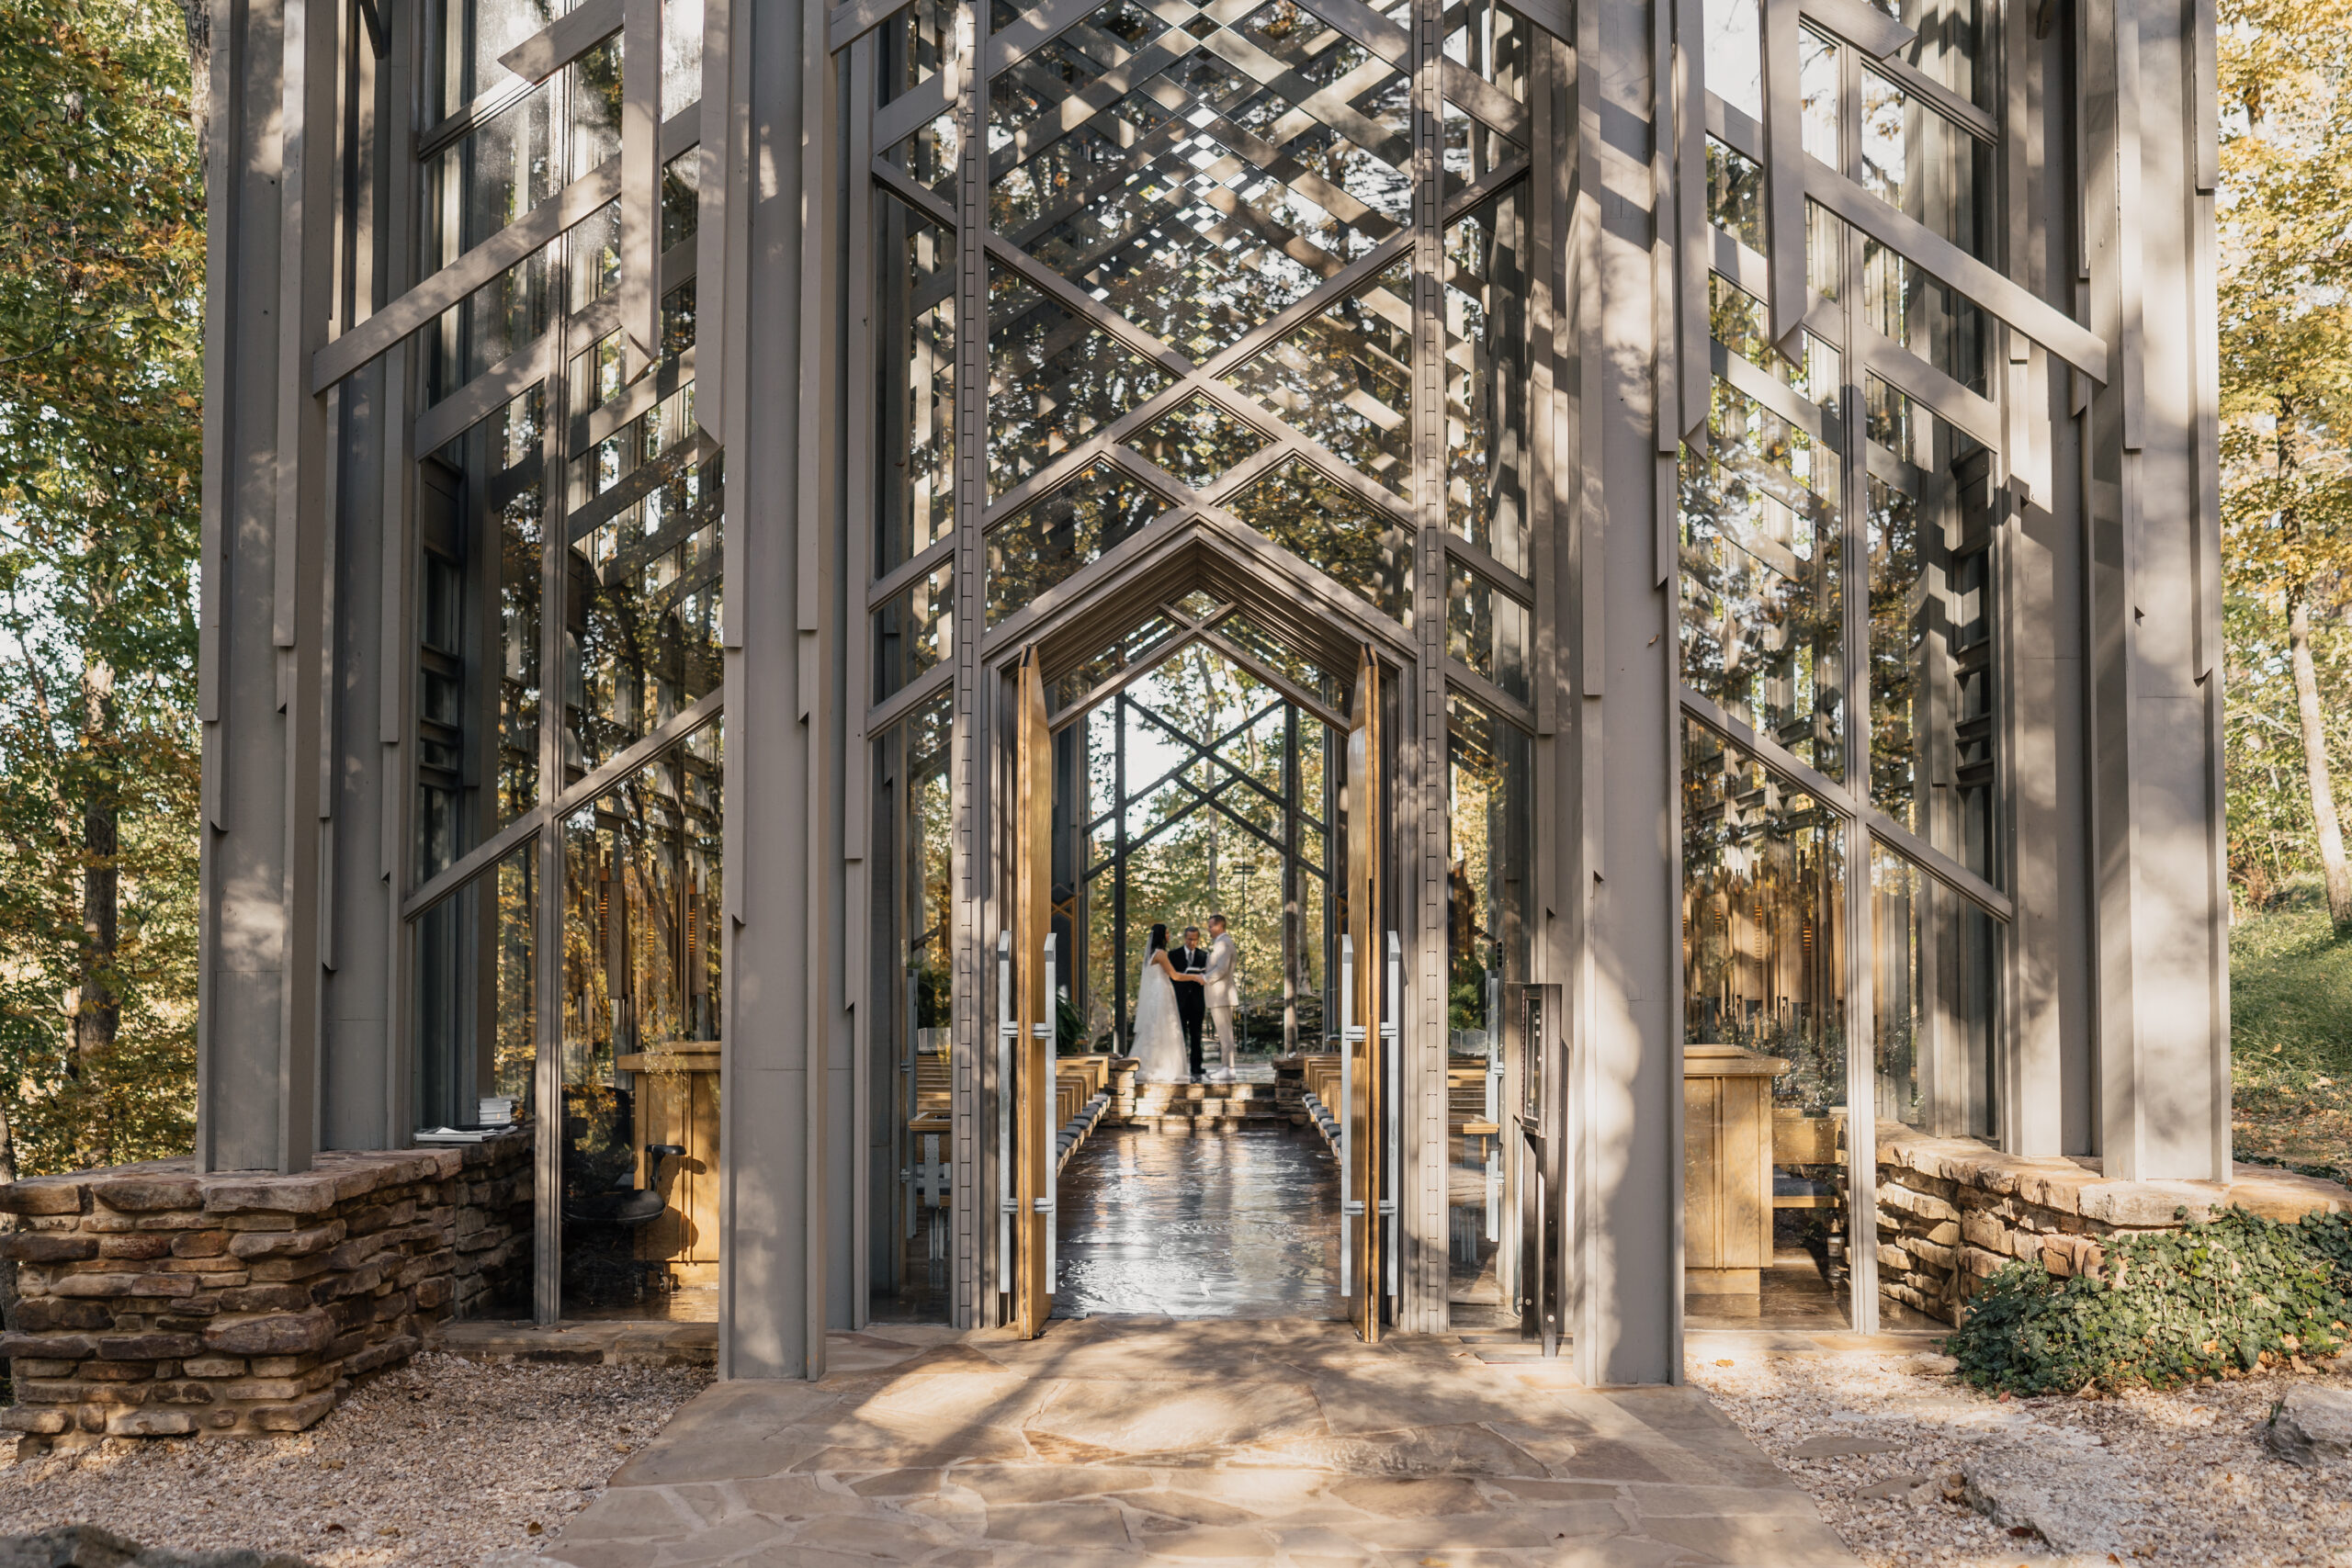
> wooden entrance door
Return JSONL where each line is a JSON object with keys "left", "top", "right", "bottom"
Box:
{"left": 1012, "top": 649, "right": 1056, "bottom": 1337}
{"left": 1345, "top": 646, "right": 1383, "bottom": 1340}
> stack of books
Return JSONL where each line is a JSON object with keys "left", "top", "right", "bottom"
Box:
{"left": 413, "top": 1099, "right": 523, "bottom": 1145}
{"left": 413, "top": 1126, "right": 500, "bottom": 1145}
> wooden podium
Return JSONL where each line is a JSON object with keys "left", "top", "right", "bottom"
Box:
{"left": 617, "top": 1043, "right": 721, "bottom": 1283}
{"left": 1683, "top": 1043, "right": 1786, "bottom": 1296}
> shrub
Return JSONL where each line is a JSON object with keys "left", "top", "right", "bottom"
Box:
{"left": 1947, "top": 1208, "right": 2352, "bottom": 1395}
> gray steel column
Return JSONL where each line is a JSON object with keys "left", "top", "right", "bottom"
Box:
{"left": 322, "top": 4, "right": 403, "bottom": 1152}
{"left": 197, "top": 0, "right": 340, "bottom": 1175}
{"left": 718, "top": 0, "right": 834, "bottom": 1378}
{"left": 2080, "top": 0, "right": 2230, "bottom": 1182}
{"left": 1563, "top": 0, "right": 1680, "bottom": 1387}
{"left": 1405, "top": 0, "right": 1448, "bottom": 1334}
{"left": 951, "top": 0, "right": 992, "bottom": 1331}
{"left": 1998, "top": 0, "right": 2091, "bottom": 1158}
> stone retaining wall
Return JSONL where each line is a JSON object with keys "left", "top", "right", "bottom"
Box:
{"left": 0, "top": 1133, "right": 529, "bottom": 1444}
{"left": 1875, "top": 1122, "right": 2352, "bottom": 1325}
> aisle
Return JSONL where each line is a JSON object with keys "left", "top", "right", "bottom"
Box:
{"left": 1052, "top": 1122, "right": 1342, "bottom": 1319}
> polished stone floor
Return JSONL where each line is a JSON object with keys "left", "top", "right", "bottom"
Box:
{"left": 1055, "top": 1125, "right": 1342, "bottom": 1321}
{"left": 523, "top": 1316, "right": 1862, "bottom": 1568}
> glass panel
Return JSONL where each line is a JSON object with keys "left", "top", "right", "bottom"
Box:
{"left": 1800, "top": 28, "right": 1839, "bottom": 164}
{"left": 561, "top": 722, "right": 725, "bottom": 1320}
{"left": 1709, "top": 276, "right": 1842, "bottom": 403}
{"left": 1902, "top": 0, "right": 1996, "bottom": 112}
{"left": 1446, "top": 564, "right": 1531, "bottom": 705}
{"left": 1442, "top": 100, "right": 1523, "bottom": 194}
{"left": 565, "top": 387, "right": 722, "bottom": 778}
{"left": 984, "top": 459, "right": 1169, "bottom": 622}
{"left": 1217, "top": 612, "right": 1345, "bottom": 707}
{"left": 1078, "top": 651, "right": 1326, "bottom": 1055}
{"left": 874, "top": 564, "right": 955, "bottom": 704}
{"left": 1864, "top": 373, "right": 1997, "bottom": 865}
{"left": 1446, "top": 697, "right": 1530, "bottom": 1319}
{"left": 1707, "top": 138, "right": 1767, "bottom": 254}
{"left": 876, "top": 194, "right": 956, "bottom": 577}
{"left": 1227, "top": 458, "right": 1413, "bottom": 624}
{"left": 661, "top": 0, "right": 703, "bottom": 120}
{"left": 427, "top": 40, "right": 623, "bottom": 266}
{"left": 413, "top": 835, "right": 538, "bottom": 1141}
{"left": 1871, "top": 850, "right": 1997, "bottom": 1145}
{"left": 1680, "top": 717, "right": 1850, "bottom": 1327}
{"left": 989, "top": 0, "right": 1411, "bottom": 360}
{"left": 989, "top": 265, "right": 1171, "bottom": 495}
{"left": 430, "top": 231, "right": 558, "bottom": 400}
{"left": 1860, "top": 69, "right": 1993, "bottom": 261}
{"left": 418, "top": 387, "right": 546, "bottom": 882}
{"left": 1224, "top": 261, "right": 1414, "bottom": 496}
{"left": 1130, "top": 397, "right": 1268, "bottom": 491}
{"left": 1442, "top": 0, "right": 1534, "bottom": 193}
{"left": 1446, "top": 193, "right": 1532, "bottom": 574}
{"left": 1050, "top": 615, "right": 1179, "bottom": 711}
{"left": 1703, "top": 0, "right": 1763, "bottom": 122}
{"left": 432, "top": 0, "right": 562, "bottom": 123}
{"left": 884, "top": 0, "right": 960, "bottom": 104}
{"left": 1679, "top": 376, "right": 1846, "bottom": 778}
{"left": 869, "top": 694, "right": 955, "bottom": 1322}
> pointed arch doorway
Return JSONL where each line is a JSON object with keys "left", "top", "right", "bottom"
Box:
{"left": 1001, "top": 567, "right": 1395, "bottom": 1339}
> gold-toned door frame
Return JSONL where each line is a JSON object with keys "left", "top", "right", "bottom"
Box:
{"left": 1345, "top": 644, "right": 1384, "bottom": 1340}
{"left": 1012, "top": 649, "right": 1056, "bottom": 1337}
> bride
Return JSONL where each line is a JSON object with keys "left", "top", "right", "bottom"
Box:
{"left": 1130, "top": 923, "right": 1198, "bottom": 1084}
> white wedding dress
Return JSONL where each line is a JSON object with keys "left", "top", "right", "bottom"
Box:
{"left": 1131, "top": 955, "right": 1189, "bottom": 1083}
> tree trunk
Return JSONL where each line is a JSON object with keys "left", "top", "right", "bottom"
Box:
{"left": 179, "top": 0, "right": 211, "bottom": 163}
{"left": 75, "top": 654, "right": 118, "bottom": 1169}
{"left": 2288, "top": 591, "right": 2352, "bottom": 938}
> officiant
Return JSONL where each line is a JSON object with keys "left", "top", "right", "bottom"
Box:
{"left": 1173, "top": 926, "right": 1210, "bottom": 1079}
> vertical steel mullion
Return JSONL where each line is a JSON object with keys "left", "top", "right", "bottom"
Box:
{"left": 950, "top": 0, "right": 989, "bottom": 1328}
{"left": 844, "top": 33, "right": 879, "bottom": 1328}
{"left": 1114, "top": 694, "right": 1127, "bottom": 1038}
{"left": 1407, "top": 0, "right": 1447, "bottom": 1337}
{"left": 1283, "top": 703, "right": 1299, "bottom": 1055}
{"left": 531, "top": 253, "right": 571, "bottom": 1334}
{"left": 380, "top": 0, "right": 425, "bottom": 1150}
{"left": 1836, "top": 39, "right": 1880, "bottom": 1337}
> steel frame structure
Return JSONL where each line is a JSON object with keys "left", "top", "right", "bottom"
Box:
{"left": 199, "top": 0, "right": 2224, "bottom": 1384}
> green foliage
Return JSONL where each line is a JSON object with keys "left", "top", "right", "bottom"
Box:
{"left": 2232, "top": 882, "right": 2352, "bottom": 1083}
{"left": 2219, "top": 0, "right": 2352, "bottom": 908}
{"left": 0, "top": 0, "right": 203, "bottom": 1173}
{"left": 1948, "top": 1209, "right": 2352, "bottom": 1395}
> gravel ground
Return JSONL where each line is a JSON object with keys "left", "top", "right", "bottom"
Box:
{"left": 1690, "top": 1342, "right": 2352, "bottom": 1567}
{"left": 0, "top": 1353, "right": 709, "bottom": 1568}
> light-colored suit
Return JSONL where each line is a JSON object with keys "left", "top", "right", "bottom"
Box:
{"left": 1204, "top": 932, "right": 1238, "bottom": 1075}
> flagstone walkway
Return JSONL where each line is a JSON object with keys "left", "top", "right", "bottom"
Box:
{"left": 519, "top": 1316, "right": 1861, "bottom": 1567}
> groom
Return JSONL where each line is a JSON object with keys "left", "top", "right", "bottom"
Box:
{"left": 1174, "top": 926, "right": 1210, "bottom": 1079}
{"left": 1204, "top": 914, "right": 1238, "bottom": 1081}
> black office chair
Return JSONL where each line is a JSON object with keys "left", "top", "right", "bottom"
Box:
{"left": 562, "top": 1143, "right": 687, "bottom": 1301}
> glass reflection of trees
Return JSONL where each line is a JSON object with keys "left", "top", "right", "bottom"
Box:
{"left": 868, "top": 696, "right": 953, "bottom": 1321}
{"left": 1680, "top": 721, "right": 1847, "bottom": 1117}
{"left": 560, "top": 726, "right": 723, "bottom": 1312}
{"left": 1079, "top": 650, "right": 1330, "bottom": 1049}
{"left": 565, "top": 375, "right": 719, "bottom": 778}
{"left": 1679, "top": 310, "right": 1845, "bottom": 780}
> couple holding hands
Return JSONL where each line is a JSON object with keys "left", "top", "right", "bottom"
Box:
{"left": 1131, "top": 915, "right": 1238, "bottom": 1084}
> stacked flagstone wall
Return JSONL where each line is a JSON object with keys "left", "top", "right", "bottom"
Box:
{"left": 0, "top": 1132, "right": 529, "bottom": 1444}
{"left": 1875, "top": 1122, "right": 2352, "bottom": 1325}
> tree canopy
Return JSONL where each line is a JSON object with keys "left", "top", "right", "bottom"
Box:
{"left": 0, "top": 0, "right": 203, "bottom": 1175}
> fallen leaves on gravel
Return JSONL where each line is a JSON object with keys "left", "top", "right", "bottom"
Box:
{"left": 0, "top": 1351, "right": 709, "bottom": 1566}
{"left": 1690, "top": 1341, "right": 2352, "bottom": 1567}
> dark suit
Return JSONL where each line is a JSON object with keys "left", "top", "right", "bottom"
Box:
{"left": 1172, "top": 943, "right": 1208, "bottom": 1077}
